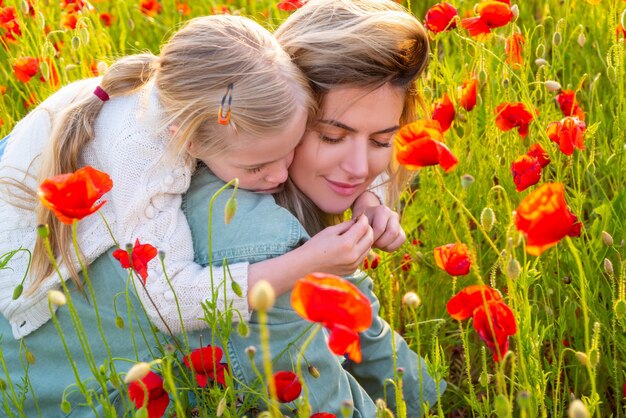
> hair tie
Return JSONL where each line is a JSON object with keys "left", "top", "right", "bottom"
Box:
{"left": 217, "top": 83, "right": 234, "bottom": 125}
{"left": 93, "top": 86, "right": 110, "bottom": 102}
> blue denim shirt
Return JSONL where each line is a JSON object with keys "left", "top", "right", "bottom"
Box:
{"left": 183, "top": 164, "right": 309, "bottom": 266}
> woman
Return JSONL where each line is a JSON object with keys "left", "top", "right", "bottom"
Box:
{"left": 181, "top": 0, "right": 444, "bottom": 416}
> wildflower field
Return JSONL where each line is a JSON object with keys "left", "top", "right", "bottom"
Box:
{"left": 1, "top": 0, "right": 625, "bottom": 416}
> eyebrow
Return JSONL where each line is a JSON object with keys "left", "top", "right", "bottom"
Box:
{"left": 317, "top": 119, "right": 400, "bottom": 135}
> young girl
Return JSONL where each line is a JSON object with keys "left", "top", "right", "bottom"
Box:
{"left": 0, "top": 14, "right": 377, "bottom": 341}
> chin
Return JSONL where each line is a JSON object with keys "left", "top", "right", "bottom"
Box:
{"left": 316, "top": 199, "right": 354, "bottom": 215}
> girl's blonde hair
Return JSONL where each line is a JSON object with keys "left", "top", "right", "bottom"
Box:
{"left": 273, "top": 0, "right": 429, "bottom": 235}
{"left": 28, "top": 15, "right": 312, "bottom": 293}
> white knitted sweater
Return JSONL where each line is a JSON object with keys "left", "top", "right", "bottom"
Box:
{"left": 0, "top": 78, "right": 250, "bottom": 339}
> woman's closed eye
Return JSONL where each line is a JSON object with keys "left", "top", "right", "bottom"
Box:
{"left": 318, "top": 133, "right": 344, "bottom": 144}
{"left": 372, "top": 138, "right": 393, "bottom": 148}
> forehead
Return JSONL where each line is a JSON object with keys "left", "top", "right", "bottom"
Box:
{"left": 319, "top": 84, "right": 405, "bottom": 131}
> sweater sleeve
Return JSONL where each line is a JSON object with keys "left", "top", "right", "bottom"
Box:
{"left": 101, "top": 97, "right": 249, "bottom": 334}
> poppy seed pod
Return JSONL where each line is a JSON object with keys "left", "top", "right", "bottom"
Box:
{"left": 568, "top": 399, "right": 590, "bottom": 418}
{"left": 544, "top": 80, "right": 562, "bottom": 92}
{"left": 601, "top": 231, "right": 614, "bottom": 246}
{"left": 249, "top": 280, "right": 275, "bottom": 311}
{"left": 480, "top": 207, "right": 495, "bottom": 232}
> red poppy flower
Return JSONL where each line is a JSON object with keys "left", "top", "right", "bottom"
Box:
{"left": 472, "top": 299, "right": 517, "bottom": 361}
{"left": 556, "top": 90, "right": 585, "bottom": 121}
{"left": 99, "top": 12, "right": 112, "bottom": 26}
{"left": 127, "top": 371, "right": 170, "bottom": 418}
{"left": 112, "top": 239, "right": 158, "bottom": 283}
{"left": 0, "top": 6, "right": 21, "bottom": 43}
{"left": 514, "top": 182, "right": 578, "bottom": 255}
{"left": 617, "top": 24, "right": 626, "bottom": 39}
{"left": 24, "top": 92, "right": 37, "bottom": 109}
{"left": 38, "top": 166, "right": 112, "bottom": 224}
{"left": 511, "top": 155, "right": 542, "bottom": 192}
{"left": 446, "top": 284, "right": 502, "bottom": 320}
{"left": 494, "top": 102, "right": 535, "bottom": 138}
{"left": 432, "top": 93, "right": 455, "bottom": 132}
{"left": 13, "top": 57, "right": 39, "bottom": 83}
{"left": 183, "top": 345, "right": 228, "bottom": 387}
{"left": 140, "top": 0, "right": 162, "bottom": 16}
{"left": 273, "top": 371, "right": 302, "bottom": 403}
{"left": 461, "top": 0, "right": 513, "bottom": 37}
{"left": 505, "top": 32, "right": 525, "bottom": 69}
{"left": 291, "top": 273, "right": 373, "bottom": 363}
{"left": 176, "top": 2, "right": 191, "bottom": 15}
{"left": 425, "top": 2, "right": 458, "bottom": 33}
{"left": 546, "top": 116, "right": 586, "bottom": 156}
{"left": 526, "top": 143, "right": 550, "bottom": 168}
{"left": 311, "top": 414, "right": 337, "bottom": 418}
{"left": 458, "top": 78, "right": 478, "bottom": 111}
{"left": 400, "top": 253, "right": 412, "bottom": 272}
{"left": 362, "top": 254, "right": 380, "bottom": 270}
{"left": 60, "top": 11, "right": 79, "bottom": 29}
{"left": 61, "top": 0, "right": 88, "bottom": 12}
{"left": 395, "top": 120, "right": 458, "bottom": 172}
{"left": 277, "top": 0, "right": 305, "bottom": 11}
{"left": 434, "top": 243, "right": 471, "bottom": 276}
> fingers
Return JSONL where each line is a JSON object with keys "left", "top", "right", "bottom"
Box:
{"left": 374, "top": 227, "right": 406, "bottom": 252}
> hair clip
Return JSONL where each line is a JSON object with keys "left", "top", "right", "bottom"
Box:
{"left": 218, "top": 83, "right": 234, "bottom": 125}
{"left": 93, "top": 86, "right": 110, "bottom": 102}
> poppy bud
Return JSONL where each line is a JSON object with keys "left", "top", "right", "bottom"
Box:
{"left": 402, "top": 291, "right": 421, "bottom": 308}
{"left": 71, "top": 35, "right": 81, "bottom": 50}
{"left": 12, "top": 285, "right": 23, "bottom": 300}
{"left": 552, "top": 31, "right": 562, "bottom": 47}
{"left": 478, "top": 69, "right": 488, "bottom": 85}
{"left": 510, "top": 4, "right": 519, "bottom": 21}
{"left": 216, "top": 396, "right": 227, "bottom": 417}
{"left": 237, "top": 321, "right": 249, "bottom": 337}
{"left": 20, "top": 0, "right": 29, "bottom": 14}
{"left": 37, "top": 11, "right": 46, "bottom": 30}
{"left": 231, "top": 280, "right": 243, "bottom": 297}
{"left": 502, "top": 78, "right": 510, "bottom": 89}
{"left": 158, "top": 250, "right": 166, "bottom": 261}
{"left": 535, "top": 44, "right": 545, "bottom": 58}
{"left": 249, "top": 280, "right": 275, "bottom": 311}
{"left": 535, "top": 58, "right": 548, "bottom": 67}
{"left": 61, "top": 400, "right": 72, "bottom": 414}
{"left": 544, "top": 80, "right": 562, "bottom": 92}
{"left": 96, "top": 61, "right": 108, "bottom": 75}
{"left": 341, "top": 400, "right": 354, "bottom": 417}
{"left": 39, "top": 60, "right": 50, "bottom": 82}
{"left": 479, "top": 370, "right": 490, "bottom": 386}
{"left": 621, "top": 8, "right": 626, "bottom": 28}
{"left": 37, "top": 224, "right": 49, "bottom": 239}
{"left": 480, "top": 207, "right": 495, "bottom": 232}
{"left": 245, "top": 346, "right": 256, "bottom": 359}
{"left": 0, "top": 378, "right": 6, "bottom": 391}
{"left": 494, "top": 394, "right": 511, "bottom": 417}
{"left": 575, "top": 351, "right": 589, "bottom": 367}
{"left": 613, "top": 299, "right": 626, "bottom": 320}
{"left": 601, "top": 231, "right": 614, "bottom": 246}
{"left": 568, "top": 399, "right": 590, "bottom": 418}
{"left": 124, "top": 362, "right": 151, "bottom": 384}
{"left": 604, "top": 258, "right": 614, "bottom": 276}
{"left": 224, "top": 195, "right": 237, "bottom": 224}
{"left": 308, "top": 365, "right": 320, "bottom": 378}
{"left": 460, "top": 174, "right": 475, "bottom": 189}
{"left": 577, "top": 32, "right": 586, "bottom": 48}
{"left": 562, "top": 275, "right": 572, "bottom": 285}
{"left": 25, "top": 350, "right": 35, "bottom": 365}
{"left": 79, "top": 27, "right": 90, "bottom": 45}
{"left": 48, "top": 289, "right": 67, "bottom": 306}
{"left": 506, "top": 258, "right": 521, "bottom": 280}
{"left": 44, "top": 41, "right": 56, "bottom": 57}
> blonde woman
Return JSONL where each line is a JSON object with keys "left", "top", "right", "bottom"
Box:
{"left": 181, "top": 0, "right": 445, "bottom": 415}
{"left": 0, "top": 13, "right": 379, "bottom": 416}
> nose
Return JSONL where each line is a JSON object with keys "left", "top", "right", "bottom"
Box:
{"left": 340, "top": 138, "right": 369, "bottom": 179}
{"left": 265, "top": 157, "right": 291, "bottom": 184}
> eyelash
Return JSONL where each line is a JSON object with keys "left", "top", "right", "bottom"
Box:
{"left": 320, "top": 134, "right": 392, "bottom": 149}
{"left": 247, "top": 167, "right": 263, "bottom": 174}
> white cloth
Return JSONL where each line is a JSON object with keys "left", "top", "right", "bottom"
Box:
{"left": 0, "top": 78, "right": 250, "bottom": 339}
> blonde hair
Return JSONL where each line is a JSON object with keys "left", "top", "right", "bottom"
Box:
{"left": 273, "top": 0, "right": 429, "bottom": 235}
{"left": 28, "top": 15, "right": 312, "bottom": 293}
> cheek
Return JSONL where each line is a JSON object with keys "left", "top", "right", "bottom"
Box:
{"left": 369, "top": 149, "right": 393, "bottom": 178}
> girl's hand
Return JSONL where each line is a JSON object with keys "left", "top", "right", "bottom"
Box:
{"left": 360, "top": 205, "right": 406, "bottom": 252}
{"left": 301, "top": 215, "right": 373, "bottom": 276}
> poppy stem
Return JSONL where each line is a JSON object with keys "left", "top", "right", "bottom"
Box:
{"left": 295, "top": 323, "right": 322, "bottom": 415}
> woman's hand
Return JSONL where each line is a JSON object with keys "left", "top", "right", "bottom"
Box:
{"left": 352, "top": 191, "right": 406, "bottom": 252}
{"left": 301, "top": 215, "right": 374, "bottom": 276}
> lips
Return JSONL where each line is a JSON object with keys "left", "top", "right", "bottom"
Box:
{"left": 325, "top": 178, "right": 363, "bottom": 197}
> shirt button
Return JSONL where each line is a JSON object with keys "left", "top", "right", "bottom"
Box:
{"left": 145, "top": 205, "right": 155, "bottom": 219}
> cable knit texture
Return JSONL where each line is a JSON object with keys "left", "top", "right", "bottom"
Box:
{"left": 0, "top": 78, "right": 250, "bottom": 339}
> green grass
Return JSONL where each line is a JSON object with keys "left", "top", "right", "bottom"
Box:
{"left": 1, "top": 0, "right": 625, "bottom": 416}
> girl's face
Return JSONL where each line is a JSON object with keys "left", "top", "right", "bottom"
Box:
{"left": 201, "top": 109, "right": 308, "bottom": 193}
{"left": 289, "top": 83, "right": 405, "bottom": 214}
